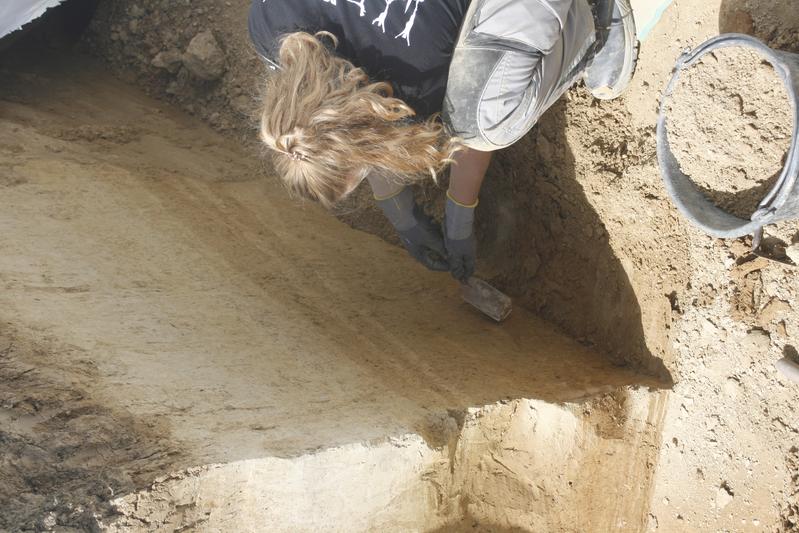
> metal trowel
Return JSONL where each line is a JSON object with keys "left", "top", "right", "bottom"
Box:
{"left": 461, "top": 277, "right": 512, "bottom": 322}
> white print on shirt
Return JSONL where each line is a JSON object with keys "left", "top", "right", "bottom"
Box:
{"left": 372, "top": 0, "right": 397, "bottom": 32}
{"left": 396, "top": 0, "right": 423, "bottom": 46}
{"left": 264, "top": 0, "right": 424, "bottom": 46}
{"left": 347, "top": 0, "right": 366, "bottom": 16}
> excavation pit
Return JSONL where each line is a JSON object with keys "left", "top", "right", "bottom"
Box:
{"left": 28, "top": 0, "right": 799, "bottom": 530}
{"left": 0, "top": 43, "right": 668, "bottom": 532}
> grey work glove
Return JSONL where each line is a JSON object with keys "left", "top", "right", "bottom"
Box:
{"left": 376, "top": 187, "right": 450, "bottom": 272}
{"left": 444, "top": 193, "right": 477, "bottom": 282}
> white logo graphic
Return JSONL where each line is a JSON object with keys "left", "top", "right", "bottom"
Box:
{"left": 395, "top": 0, "right": 424, "bottom": 46}
{"left": 267, "top": 0, "right": 425, "bottom": 46}
{"left": 347, "top": 0, "right": 366, "bottom": 16}
{"left": 372, "top": 0, "right": 397, "bottom": 33}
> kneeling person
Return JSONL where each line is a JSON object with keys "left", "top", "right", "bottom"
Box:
{"left": 249, "top": 0, "right": 637, "bottom": 281}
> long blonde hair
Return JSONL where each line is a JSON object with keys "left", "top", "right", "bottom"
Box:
{"left": 259, "top": 31, "right": 460, "bottom": 208}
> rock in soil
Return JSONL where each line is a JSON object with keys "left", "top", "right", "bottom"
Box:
{"left": 182, "top": 30, "right": 226, "bottom": 81}
{"left": 151, "top": 48, "right": 183, "bottom": 73}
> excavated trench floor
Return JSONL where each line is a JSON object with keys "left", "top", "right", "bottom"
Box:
{"left": 0, "top": 54, "right": 667, "bottom": 532}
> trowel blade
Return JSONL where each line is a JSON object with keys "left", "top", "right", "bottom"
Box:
{"left": 461, "top": 277, "right": 512, "bottom": 322}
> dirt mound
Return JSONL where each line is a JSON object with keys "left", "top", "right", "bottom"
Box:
{"left": 720, "top": 0, "right": 799, "bottom": 54}
{"left": 82, "top": 0, "right": 260, "bottom": 134}
{"left": 667, "top": 46, "right": 793, "bottom": 218}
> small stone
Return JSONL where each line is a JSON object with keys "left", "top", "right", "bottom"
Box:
{"left": 722, "top": 378, "right": 740, "bottom": 399}
{"left": 152, "top": 49, "right": 183, "bottom": 74}
{"left": 716, "top": 484, "right": 734, "bottom": 509}
{"left": 759, "top": 298, "right": 792, "bottom": 324}
{"left": 231, "top": 94, "right": 253, "bottom": 116}
{"left": 41, "top": 512, "right": 57, "bottom": 529}
{"left": 740, "top": 329, "right": 771, "bottom": 354}
{"left": 183, "top": 31, "right": 226, "bottom": 81}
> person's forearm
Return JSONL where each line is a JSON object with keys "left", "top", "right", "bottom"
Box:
{"left": 447, "top": 148, "right": 492, "bottom": 206}
{"left": 366, "top": 170, "right": 405, "bottom": 200}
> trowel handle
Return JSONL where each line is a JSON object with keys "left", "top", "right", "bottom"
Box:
{"left": 460, "top": 277, "right": 512, "bottom": 322}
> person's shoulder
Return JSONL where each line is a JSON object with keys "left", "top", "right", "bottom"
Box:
{"left": 248, "top": 0, "right": 279, "bottom": 60}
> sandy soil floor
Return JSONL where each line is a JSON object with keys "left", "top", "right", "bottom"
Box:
{"left": 0, "top": 0, "right": 797, "bottom": 531}
{"left": 0, "top": 54, "right": 667, "bottom": 531}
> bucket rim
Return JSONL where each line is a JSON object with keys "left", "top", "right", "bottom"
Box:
{"left": 657, "top": 33, "right": 799, "bottom": 238}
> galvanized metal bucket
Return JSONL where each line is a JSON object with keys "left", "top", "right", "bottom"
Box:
{"left": 657, "top": 34, "right": 799, "bottom": 244}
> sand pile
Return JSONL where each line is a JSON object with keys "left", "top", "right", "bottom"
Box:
{"left": 667, "top": 47, "right": 793, "bottom": 218}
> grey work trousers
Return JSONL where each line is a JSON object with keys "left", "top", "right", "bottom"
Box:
{"left": 444, "top": 0, "right": 596, "bottom": 151}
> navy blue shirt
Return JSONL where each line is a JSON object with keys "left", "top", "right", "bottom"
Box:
{"left": 248, "top": 0, "right": 470, "bottom": 118}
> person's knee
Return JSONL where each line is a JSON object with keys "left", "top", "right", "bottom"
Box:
{"left": 443, "top": 47, "right": 505, "bottom": 151}
{"left": 444, "top": 0, "right": 580, "bottom": 150}
{"left": 444, "top": 46, "right": 544, "bottom": 151}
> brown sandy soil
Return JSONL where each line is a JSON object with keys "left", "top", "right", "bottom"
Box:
{"left": 667, "top": 47, "right": 792, "bottom": 219}
{"left": 0, "top": 53, "right": 667, "bottom": 531}
{"left": 0, "top": 0, "right": 797, "bottom": 531}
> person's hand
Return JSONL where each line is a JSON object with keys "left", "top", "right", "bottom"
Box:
{"left": 444, "top": 192, "right": 477, "bottom": 282}
{"left": 397, "top": 217, "right": 450, "bottom": 272}
{"left": 445, "top": 232, "right": 476, "bottom": 281}
{"left": 376, "top": 187, "right": 449, "bottom": 272}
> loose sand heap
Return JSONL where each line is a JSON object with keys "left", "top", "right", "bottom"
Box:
{"left": 667, "top": 47, "right": 793, "bottom": 219}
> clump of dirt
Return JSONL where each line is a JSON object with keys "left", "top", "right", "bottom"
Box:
{"left": 81, "top": 0, "right": 261, "bottom": 135}
{"left": 667, "top": 47, "right": 793, "bottom": 218}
